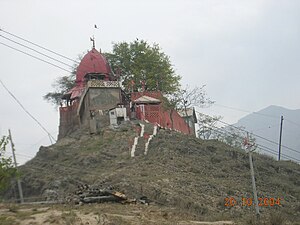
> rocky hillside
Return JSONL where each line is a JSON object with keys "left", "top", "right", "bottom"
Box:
{"left": 8, "top": 121, "right": 300, "bottom": 224}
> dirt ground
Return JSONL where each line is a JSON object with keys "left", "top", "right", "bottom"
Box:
{"left": 0, "top": 203, "right": 235, "bottom": 225}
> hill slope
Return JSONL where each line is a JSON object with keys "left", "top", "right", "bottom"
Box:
{"left": 8, "top": 121, "right": 300, "bottom": 224}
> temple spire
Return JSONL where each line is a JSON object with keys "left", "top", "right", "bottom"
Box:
{"left": 90, "top": 36, "right": 95, "bottom": 48}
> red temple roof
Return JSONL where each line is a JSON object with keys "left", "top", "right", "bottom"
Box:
{"left": 75, "top": 48, "right": 112, "bottom": 84}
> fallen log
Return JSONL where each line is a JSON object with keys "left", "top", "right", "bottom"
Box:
{"left": 82, "top": 195, "right": 119, "bottom": 203}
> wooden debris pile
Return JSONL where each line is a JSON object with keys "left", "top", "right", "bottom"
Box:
{"left": 72, "top": 184, "right": 136, "bottom": 204}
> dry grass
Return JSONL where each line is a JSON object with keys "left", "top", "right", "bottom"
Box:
{"left": 2, "top": 124, "right": 299, "bottom": 224}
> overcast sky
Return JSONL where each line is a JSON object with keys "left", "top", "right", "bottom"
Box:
{"left": 0, "top": 0, "right": 299, "bottom": 164}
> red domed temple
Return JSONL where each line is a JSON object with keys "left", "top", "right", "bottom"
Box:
{"left": 58, "top": 45, "right": 197, "bottom": 140}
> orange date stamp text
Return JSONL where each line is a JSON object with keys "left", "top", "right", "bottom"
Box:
{"left": 224, "top": 197, "right": 282, "bottom": 207}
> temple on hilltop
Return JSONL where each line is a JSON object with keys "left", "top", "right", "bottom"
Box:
{"left": 58, "top": 44, "right": 197, "bottom": 140}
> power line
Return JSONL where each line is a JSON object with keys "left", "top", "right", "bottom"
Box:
{"left": 21, "top": 133, "right": 56, "bottom": 151}
{"left": 256, "top": 143, "right": 300, "bottom": 162}
{"left": 284, "top": 119, "right": 300, "bottom": 128}
{"left": 0, "top": 42, "right": 72, "bottom": 73}
{"left": 223, "top": 129, "right": 299, "bottom": 162}
{"left": 0, "top": 33, "right": 90, "bottom": 74}
{"left": 197, "top": 114, "right": 300, "bottom": 162}
{"left": 214, "top": 103, "right": 300, "bottom": 129}
{"left": 257, "top": 146, "right": 300, "bottom": 163}
{"left": 1, "top": 29, "right": 299, "bottom": 158}
{"left": 0, "top": 79, "right": 56, "bottom": 143}
{"left": 0, "top": 28, "right": 179, "bottom": 75}
{"left": 0, "top": 28, "right": 78, "bottom": 64}
{"left": 0, "top": 34, "right": 110, "bottom": 78}
{"left": 213, "top": 103, "right": 279, "bottom": 119}
{"left": 0, "top": 34, "right": 73, "bottom": 68}
{"left": 249, "top": 123, "right": 279, "bottom": 132}
{"left": 225, "top": 122, "right": 300, "bottom": 156}
{"left": 256, "top": 146, "right": 277, "bottom": 157}
{"left": 0, "top": 28, "right": 114, "bottom": 75}
{"left": 206, "top": 114, "right": 300, "bottom": 155}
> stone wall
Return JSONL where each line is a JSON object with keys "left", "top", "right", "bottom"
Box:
{"left": 58, "top": 87, "right": 121, "bottom": 139}
{"left": 89, "top": 88, "right": 121, "bottom": 111}
{"left": 78, "top": 87, "right": 121, "bottom": 134}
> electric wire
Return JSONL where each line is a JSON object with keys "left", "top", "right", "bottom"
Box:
{"left": 213, "top": 103, "right": 300, "bottom": 132}
{"left": 1, "top": 29, "right": 299, "bottom": 157}
{"left": 214, "top": 125, "right": 300, "bottom": 162}
{"left": 255, "top": 143, "right": 300, "bottom": 162}
{"left": 247, "top": 123, "right": 279, "bottom": 132}
{"left": 0, "top": 79, "right": 56, "bottom": 143}
{"left": 0, "top": 28, "right": 78, "bottom": 64}
{"left": 1, "top": 43, "right": 298, "bottom": 158}
{"left": 0, "top": 33, "right": 94, "bottom": 75}
{"left": 0, "top": 28, "right": 178, "bottom": 76}
{"left": 0, "top": 42, "right": 72, "bottom": 73}
{"left": 0, "top": 33, "right": 114, "bottom": 79}
{"left": 1, "top": 30, "right": 298, "bottom": 205}
{"left": 19, "top": 132, "right": 57, "bottom": 152}
{"left": 285, "top": 119, "right": 300, "bottom": 128}
{"left": 0, "top": 34, "right": 73, "bottom": 68}
{"left": 197, "top": 111, "right": 300, "bottom": 155}
{"left": 214, "top": 103, "right": 280, "bottom": 119}
{"left": 201, "top": 119, "right": 300, "bottom": 162}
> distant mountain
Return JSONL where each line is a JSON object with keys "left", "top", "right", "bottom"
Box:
{"left": 234, "top": 105, "right": 300, "bottom": 162}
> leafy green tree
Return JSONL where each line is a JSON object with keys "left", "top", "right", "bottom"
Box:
{"left": 43, "top": 54, "right": 83, "bottom": 106}
{"left": 44, "top": 74, "right": 75, "bottom": 106}
{"left": 44, "top": 41, "right": 181, "bottom": 106}
{"left": 105, "top": 40, "right": 181, "bottom": 94}
{"left": 0, "top": 136, "right": 16, "bottom": 192}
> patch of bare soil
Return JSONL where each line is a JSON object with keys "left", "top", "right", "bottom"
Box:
{"left": 0, "top": 203, "right": 235, "bottom": 225}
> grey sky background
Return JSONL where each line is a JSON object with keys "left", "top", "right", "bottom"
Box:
{"left": 0, "top": 0, "right": 299, "bottom": 164}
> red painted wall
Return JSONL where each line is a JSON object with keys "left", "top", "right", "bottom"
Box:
{"left": 135, "top": 104, "right": 190, "bottom": 135}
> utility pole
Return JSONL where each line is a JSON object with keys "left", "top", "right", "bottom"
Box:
{"left": 244, "top": 132, "right": 260, "bottom": 216}
{"left": 278, "top": 116, "right": 284, "bottom": 161}
{"left": 8, "top": 129, "right": 24, "bottom": 203}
